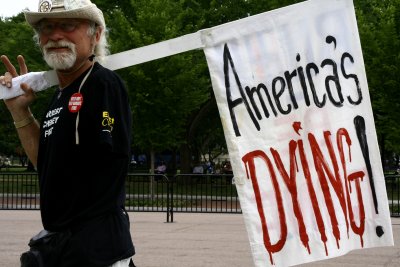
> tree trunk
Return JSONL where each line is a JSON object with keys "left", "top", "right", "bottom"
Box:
{"left": 179, "top": 144, "right": 191, "bottom": 173}
{"left": 380, "top": 134, "right": 385, "bottom": 170}
{"left": 150, "top": 148, "right": 155, "bottom": 199}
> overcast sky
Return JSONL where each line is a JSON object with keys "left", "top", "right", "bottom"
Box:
{"left": 0, "top": 0, "right": 38, "bottom": 18}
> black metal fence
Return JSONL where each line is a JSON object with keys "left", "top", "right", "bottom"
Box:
{"left": 1, "top": 172, "right": 399, "bottom": 222}
{"left": 385, "top": 174, "right": 400, "bottom": 217}
{"left": 0, "top": 172, "right": 40, "bottom": 210}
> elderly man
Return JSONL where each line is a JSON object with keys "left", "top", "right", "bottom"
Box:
{"left": 1, "top": 0, "right": 135, "bottom": 266}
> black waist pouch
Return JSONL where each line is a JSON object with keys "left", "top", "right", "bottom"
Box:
{"left": 20, "top": 230, "right": 71, "bottom": 267}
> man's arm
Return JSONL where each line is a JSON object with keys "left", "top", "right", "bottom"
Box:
{"left": 1, "top": 55, "right": 40, "bottom": 168}
{"left": 10, "top": 108, "right": 40, "bottom": 168}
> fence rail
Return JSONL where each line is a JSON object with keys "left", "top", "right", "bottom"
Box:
{"left": 1, "top": 173, "right": 399, "bottom": 222}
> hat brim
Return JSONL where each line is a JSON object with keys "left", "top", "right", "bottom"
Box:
{"left": 24, "top": 4, "right": 105, "bottom": 28}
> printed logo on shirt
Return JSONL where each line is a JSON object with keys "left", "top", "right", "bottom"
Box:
{"left": 102, "top": 111, "right": 114, "bottom": 132}
{"left": 43, "top": 107, "right": 63, "bottom": 138}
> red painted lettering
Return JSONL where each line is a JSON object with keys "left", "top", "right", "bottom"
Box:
{"left": 270, "top": 141, "right": 311, "bottom": 254}
{"left": 241, "top": 125, "right": 368, "bottom": 260}
{"left": 242, "top": 150, "right": 287, "bottom": 265}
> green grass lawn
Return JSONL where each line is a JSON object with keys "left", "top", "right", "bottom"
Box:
{"left": 0, "top": 167, "right": 30, "bottom": 173}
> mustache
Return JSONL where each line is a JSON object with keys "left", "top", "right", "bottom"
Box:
{"left": 43, "top": 40, "right": 75, "bottom": 52}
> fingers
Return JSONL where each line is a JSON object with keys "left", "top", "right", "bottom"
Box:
{"left": 0, "top": 55, "right": 28, "bottom": 89}
{"left": 17, "top": 55, "right": 28, "bottom": 75}
{"left": 0, "top": 72, "right": 13, "bottom": 88}
{"left": 20, "top": 83, "right": 32, "bottom": 93}
{"left": 0, "top": 55, "right": 18, "bottom": 77}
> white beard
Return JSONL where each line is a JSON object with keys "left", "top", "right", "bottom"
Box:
{"left": 43, "top": 40, "right": 77, "bottom": 70}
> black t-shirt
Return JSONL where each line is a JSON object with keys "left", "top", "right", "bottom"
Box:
{"left": 37, "top": 63, "right": 134, "bottom": 266}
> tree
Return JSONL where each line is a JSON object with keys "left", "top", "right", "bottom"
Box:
{"left": 1, "top": 0, "right": 399, "bottom": 173}
{"left": 354, "top": 0, "right": 400, "bottom": 169}
{"left": 0, "top": 13, "right": 50, "bottom": 163}
{"left": 188, "top": 98, "right": 227, "bottom": 165}
{"left": 103, "top": 0, "right": 211, "bottom": 172}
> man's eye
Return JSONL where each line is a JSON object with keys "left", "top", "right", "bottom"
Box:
{"left": 43, "top": 24, "right": 54, "bottom": 31}
{"left": 61, "top": 23, "right": 77, "bottom": 31}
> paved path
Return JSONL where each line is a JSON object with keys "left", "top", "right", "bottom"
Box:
{"left": 0, "top": 211, "right": 399, "bottom": 267}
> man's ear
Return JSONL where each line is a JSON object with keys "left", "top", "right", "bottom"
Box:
{"left": 95, "top": 26, "right": 102, "bottom": 43}
{"left": 90, "top": 27, "right": 102, "bottom": 53}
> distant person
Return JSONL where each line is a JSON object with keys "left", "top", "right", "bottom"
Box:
{"left": 138, "top": 154, "right": 147, "bottom": 166}
{"left": 155, "top": 161, "right": 167, "bottom": 181}
{"left": 206, "top": 161, "right": 214, "bottom": 174}
{"left": 155, "top": 161, "right": 167, "bottom": 174}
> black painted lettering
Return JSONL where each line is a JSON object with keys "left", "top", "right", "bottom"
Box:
{"left": 296, "top": 54, "right": 311, "bottom": 107}
{"left": 306, "top": 62, "right": 326, "bottom": 108}
{"left": 224, "top": 44, "right": 260, "bottom": 136}
{"left": 321, "top": 59, "right": 344, "bottom": 107}
{"left": 341, "top": 52, "right": 362, "bottom": 105}
{"left": 284, "top": 69, "right": 299, "bottom": 109}
{"left": 272, "top": 76, "right": 291, "bottom": 115}
{"left": 245, "top": 83, "right": 278, "bottom": 119}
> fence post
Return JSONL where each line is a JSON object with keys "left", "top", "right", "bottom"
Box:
{"left": 166, "top": 175, "right": 170, "bottom": 223}
{"left": 166, "top": 175, "right": 174, "bottom": 223}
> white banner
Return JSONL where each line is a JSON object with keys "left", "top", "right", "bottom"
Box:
{"left": 203, "top": 0, "right": 393, "bottom": 266}
{"left": 0, "top": 0, "right": 394, "bottom": 265}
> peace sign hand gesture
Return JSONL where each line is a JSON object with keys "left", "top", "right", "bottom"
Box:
{"left": 0, "top": 55, "right": 36, "bottom": 121}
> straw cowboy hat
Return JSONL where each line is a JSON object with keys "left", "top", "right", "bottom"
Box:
{"left": 24, "top": 0, "right": 105, "bottom": 28}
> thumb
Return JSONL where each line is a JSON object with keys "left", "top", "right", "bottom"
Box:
{"left": 20, "top": 83, "right": 36, "bottom": 98}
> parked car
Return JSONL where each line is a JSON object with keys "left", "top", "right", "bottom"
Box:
{"left": 192, "top": 164, "right": 206, "bottom": 174}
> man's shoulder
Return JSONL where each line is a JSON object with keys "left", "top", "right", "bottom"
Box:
{"left": 84, "top": 63, "right": 128, "bottom": 102}
{"left": 90, "top": 63, "right": 126, "bottom": 87}
{"left": 92, "top": 62, "right": 118, "bottom": 77}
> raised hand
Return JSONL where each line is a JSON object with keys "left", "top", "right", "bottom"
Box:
{"left": 0, "top": 55, "right": 36, "bottom": 119}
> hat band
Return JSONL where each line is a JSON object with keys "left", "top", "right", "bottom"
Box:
{"left": 39, "top": 0, "right": 65, "bottom": 13}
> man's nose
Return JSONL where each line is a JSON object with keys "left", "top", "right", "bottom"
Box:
{"left": 46, "top": 27, "right": 66, "bottom": 40}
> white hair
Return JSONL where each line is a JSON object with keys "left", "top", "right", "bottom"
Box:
{"left": 87, "top": 22, "right": 110, "bottom": 63}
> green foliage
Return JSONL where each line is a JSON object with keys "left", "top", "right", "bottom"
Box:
{"left": 105, "top": 0, "right": 211, "bottom": 153}
{"left": 1, "top": 0, "right": 400, "bottom": 169}
{"left": 0, "top": 14, "right": 50, "bottom": 156}
{"left": 354, "top": 0, "right": 400, "bottom": 162}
